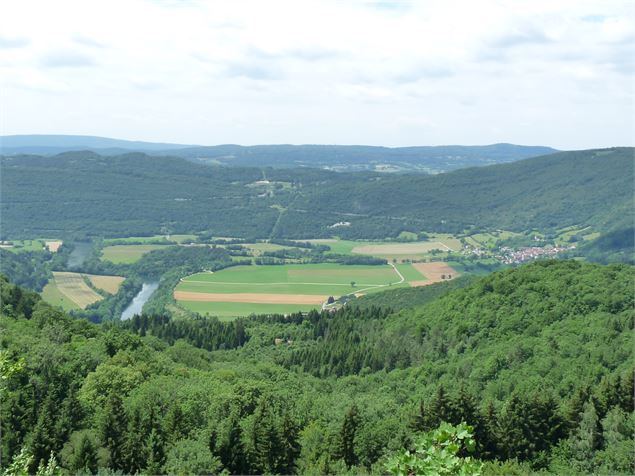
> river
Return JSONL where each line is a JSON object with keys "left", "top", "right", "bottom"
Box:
{"left": 121, "top": 282, "right": 159, "bottom": 320}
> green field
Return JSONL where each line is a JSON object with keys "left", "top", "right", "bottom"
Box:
{"left": 103, "top": 234, "right": 196, "bottom": 245}
{"left": 177, "top": 302, "right": 319, "bottom": 320}
{"left": 41, "top": 280, "right": 80, "bottom": 311}
{"left": 101, "top": 244, "right": 170, "bottom": 263}
{"left": 175, "top": 263, "right": 419, "bottom": 318}
{"left": 1, "top": 239, "right": 47, "bottom": 253}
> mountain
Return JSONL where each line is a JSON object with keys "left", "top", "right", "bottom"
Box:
{"left": 163, "top": 143, "right": 559, "bottom": 172}
{"left": 0, "top": 148, "right": 631, "bottom": 240}
{"left": 0, "top": 134, "right": 195, "bottom": 155}
{"left": 0, "top": 135, "right": 557, "bottom": 172}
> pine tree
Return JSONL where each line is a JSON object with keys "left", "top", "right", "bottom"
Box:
{"left": 279, "top": 413, "right": 301, "bottom": 475}
{"left": 165, "top": 404, "right": 186, "bottom": 440}
{"left": 427, "top": 385, "right": 451, "bottom": 429}
{"left": 565, "top": 386, "right": 590, "bottom": 434}
{"left": 121, "top": 406, "right": 147, "bottom": 474}
{"left": 251, "top": 400, "right": 282, "bottom": 474}
{"left": 479, "top": 401, "right": 499, "bottom": 460}
{"left": 218, "top": 413, "right": 248, "bottom": 475}
{"left": 450, "top": 385, "right": 479, "bottom": 426}
{"left": 28, "top": 394, "right": 56, "bottom": 472}
{"left": 569, "top": 400, "right": 601, "bottom": 472}
{"left": 72, "top": 432, "right": 98, "bottom": 474}
{"left": 144, "top": 428, "right": 166, "bottom": 475}
{"left": 337, "top": 404, "right": 360, "bottom": 469}
{"left": 99, "top": 392, "right": 127, "bottom": 470}
{"left": 408, "top": 401, "right": 427, "bottom": 432}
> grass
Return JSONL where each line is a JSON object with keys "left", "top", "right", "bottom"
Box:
{"left": 41, "top": 280, "right": 79, "bottom": 311}
{"left": 175, "top": 263, "right": 409, "bottom": 318}
{"left": 87, "top": 275, "right": 125, "bottom": 294}
{"left": 41, "top": 272, "right": 105, "bottom": 310}
{"left": 241, "top": 243, "right": 293, "bottom": 255}
{"left": 178, "top": 301, "right": 318, "bottom": 320}
{"left": 103, "top": 234, "right": 197, "bottom": 245}
{"left": 1, "top": 239, "right": 47, "bottom": 253}
{"left": 101, "top": 244, "right": 170, "bottom": 263}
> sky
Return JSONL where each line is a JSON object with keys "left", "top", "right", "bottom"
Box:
{"left": 0, "top": 0, "right": 633, "bottom": 149}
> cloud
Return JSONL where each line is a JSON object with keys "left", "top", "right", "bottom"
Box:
{"left": 0, "top": 35, "right": 30, "bottom": 48}
{"left": 72, "top": 34, "right": 107, "bottom": 48}
{"left": 223, "top": 61, "right": 283, "bottom": 80}
{"left": 488, "top": 26, "right": 552, "bottom": 48}
{"left": 39, "top": 50, "right": 96, "bottom": 68}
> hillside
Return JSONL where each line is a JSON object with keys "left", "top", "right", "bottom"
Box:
{"left": 283, "top": 147, "right": 634, "bottom": 236}
{"left": 1, "top": 260, "right": 632, "bottom": 474}
{"left": 1, "top": 148, "right": 631, "bottom": 241}
{"left": 1, "top": 135, "right": 556, "bottom": 172}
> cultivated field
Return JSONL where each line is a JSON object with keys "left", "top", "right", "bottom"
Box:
{"left": 352, "top": 242, "right": 451, "bottom": 255}
{"left": 41, "top": 272, "right": 125, "bottom": 309}
{"left": 103, "top": 234, "right": 197, "bottom": 245}
{"left": 101, "top": 244, "right": 169, "bottom": 263}
{"left": 46, "top": 272, "right": 103, "bottom": 309}
{"left": 410, "top": 262, "right": 459, "bottom": 286}
{"left": 174, "top": 263, "right": 413, "bottom": 317}
{"left": 87, "top": 274, "right": 125, "bottom": 294}
{"left": 45, "top": 240, "right": 63, "bottom": 252}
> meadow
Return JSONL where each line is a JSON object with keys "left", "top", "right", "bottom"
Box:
{"left": 101, "top": 244, "right": 170, "bottom": 263}
{"left": 174, "top": 263, "right": 422, "bottom": 318}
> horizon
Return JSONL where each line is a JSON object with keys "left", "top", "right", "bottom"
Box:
{"left": 1, "top": 0, "right": 633, "bottom": 149}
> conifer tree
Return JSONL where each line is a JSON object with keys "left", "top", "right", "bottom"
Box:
{"left": 337, "top": 404, "right": 360, "bottom": 468}
{"left": 144, "top": 428, "right": 166, "bottom": 475}
{"left": 72, "top": 432, "right": 98, "bottom": 474}
{"left": 218, "top": 413, "right": 248, "bottom": 475}
{"left": 279, "top": 412, "right": 301, "bottom": 475}
{"left": 99, "top": 392, "right": 126, "bottom": 470}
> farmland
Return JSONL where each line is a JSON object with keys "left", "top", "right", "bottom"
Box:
{"left": 41, "top": 272, "right": 125, "bottom": 310}
{"left": 174, "top": 263, "right": 419, "bottom": 318}
{"left": 42, "top": 272, "right": 103, "bottom": 309}
{"left": 101, "top": 244, "right": 170, "bottom": 263}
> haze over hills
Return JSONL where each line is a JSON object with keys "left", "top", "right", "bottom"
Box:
{"left": 0, "top": 134, "right": 558, "bottom": 173}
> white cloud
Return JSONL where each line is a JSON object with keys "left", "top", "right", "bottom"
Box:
{"left": 0, "top": 0, "right": 633, "bottom": 148}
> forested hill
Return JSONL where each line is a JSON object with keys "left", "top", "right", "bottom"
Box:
{"left": 0, "top": 147, "right": 631, "bottom": 239}
{"left": 1, "top": 135, "right": 556, "bottom": 172}
{"left": 1, "top": 260, "right": 633, "bottom": 474}
{"left": 281, "top": 147, "right": 634, "bottom": 236}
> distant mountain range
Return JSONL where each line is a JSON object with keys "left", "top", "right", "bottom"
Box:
{"left": 0, "top": 134, "right": 558, "bottom": 173}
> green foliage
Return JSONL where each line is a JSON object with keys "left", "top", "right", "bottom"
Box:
{"left": 0, "top": 261, "right": 633, "bottom": 475}
{"left": 385, "top": 422, "right": 483, "bottom": 476}
{"left": 2, "top": 148, "right": 632, "bottom": 242}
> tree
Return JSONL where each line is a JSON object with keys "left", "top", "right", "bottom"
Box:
{"left": 279, "top": 413, "right": 301, "bottom": 475}
{"left": 72, "top": 432, "right": 98, "bottom": 474}
{"left": 217, "top": 413, "right": 248, "bottom": 475}
{"left": 350, "top": 281, "right": 356, "bottom": 288}
{"left": 385, "top": 422, "right": 483, "bottom": 476}
{"left": 251, "top": 400, "right": 282, "bottom": 474}
{"left": 144, "top": 428, "right": 166, "bottom": 475}
{"left": 426, "top": 385, "right": 451, "bottom": 429}
{"left": 337, "top": 404, "right": 360, "bottom": 468}
{"left": 99, "top": 392, "right": 127, "bottom": 470}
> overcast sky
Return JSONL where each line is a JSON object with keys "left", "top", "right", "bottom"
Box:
{"left": 1, "top": 0, "right": 633, "bottom": 148}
